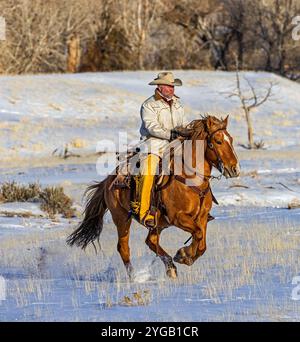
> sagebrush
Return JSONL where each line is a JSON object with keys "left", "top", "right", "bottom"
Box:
{"left": 0, "top": 182, "right": 75, "bottom": 218}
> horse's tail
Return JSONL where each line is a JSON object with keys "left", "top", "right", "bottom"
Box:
{"left": 67, "top": 178, "right": 108, "bottom": 250}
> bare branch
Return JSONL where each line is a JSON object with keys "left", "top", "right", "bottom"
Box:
{"left": 243, "top": 76, "right": 258, "bottom": 106}
{"left": 248, "top": 82, "right": 275, "bottom": 109}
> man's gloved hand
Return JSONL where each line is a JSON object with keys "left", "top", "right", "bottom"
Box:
{"left": 170, "top": 129, "right": 181, "bottom": 141}
{"left": 170, "top": 127, "right": 192, "bottom": 141}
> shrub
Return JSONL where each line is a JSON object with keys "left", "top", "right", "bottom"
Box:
{"left": 0, "top": 182, "right": 75, "bottom": 218}
{"left": 40, "top": 186, "right": 76, "bottom": 218}
{"left": 0, "top": 182, "right": 41, "bottom": 202}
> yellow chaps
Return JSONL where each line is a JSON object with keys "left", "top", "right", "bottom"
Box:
{"left": 139, "top": 153, "right": 160, "bottom": 223}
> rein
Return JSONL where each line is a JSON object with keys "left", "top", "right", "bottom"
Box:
{"left": 174, "top": 174, "right": 211, "bottom": 197}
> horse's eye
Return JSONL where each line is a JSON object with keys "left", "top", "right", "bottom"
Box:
{"left": 216, "top": 140, "right": 222, "bottom": 145}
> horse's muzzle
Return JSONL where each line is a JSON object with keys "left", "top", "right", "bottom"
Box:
{"left": 224, "top": 164, "right": 240, "bottom": 178}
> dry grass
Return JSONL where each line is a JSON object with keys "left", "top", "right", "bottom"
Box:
{"left": 288, "top": 199, "right": 300, "bottom": 209}
{"left": 40, "top": 186, "right": 75, "bottom": 218}
{"left": 0, "top": 182, "right": 40, "bottom": 202}
{"left": 0, "top": 210, "right": 41, "bottom": 218}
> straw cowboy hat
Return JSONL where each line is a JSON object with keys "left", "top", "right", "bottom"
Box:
{"left": 148, "top": 71, "right": 182, "bottom": 86}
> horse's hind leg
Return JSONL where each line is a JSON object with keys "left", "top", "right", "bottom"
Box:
{"left": 116, "top": 219, "right": 133, "bottom": 279}
{"left": 145, "top": 229, "right": 177, "bottom": 279}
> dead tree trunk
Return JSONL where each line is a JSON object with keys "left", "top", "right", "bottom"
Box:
{"left": 227, "top": 60, "right": 275, "bottom": 149}
{"left": 244, "top": 106, "right": 254, "bottom": 148}
{"left": 67, "top": 34, "right": 81, "bottom": 73}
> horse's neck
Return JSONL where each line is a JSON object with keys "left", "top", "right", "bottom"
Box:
{"left": 190, "top": 140, "right": 211, "bottom": 179}
{"left": 174, "top": 144, "right": 211, "bottom": 186}
{"left": 167, "top": 139, "right": 211, "bottom": 182}
{"left": 204, "top": 158, "right": 212, "bottom": 177}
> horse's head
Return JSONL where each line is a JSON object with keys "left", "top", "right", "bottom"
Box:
{"left": 204, "top": 115, "right": 240, "bottom": 178}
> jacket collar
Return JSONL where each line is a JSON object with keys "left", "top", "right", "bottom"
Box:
{"left": 154, "top": 89, "right": 179, "bottom": 104}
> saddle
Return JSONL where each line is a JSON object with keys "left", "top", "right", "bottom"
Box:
{"left": 110, "top": 152, "right": 170, "bottom": 227}
{"left": 111, "top": 149, "right": 167, "bottom": 188}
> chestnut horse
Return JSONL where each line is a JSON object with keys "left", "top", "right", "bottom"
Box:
{"left": 67, "top": 115, "right": 240, "bottom": 279}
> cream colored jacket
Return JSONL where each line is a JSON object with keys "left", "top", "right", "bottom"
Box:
{"left": 139, "top": 92, "right": 188, "bottom": 157}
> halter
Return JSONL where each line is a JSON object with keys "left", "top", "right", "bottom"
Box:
{"left": 207, "top": 128, "right": 226, "bottom": 175}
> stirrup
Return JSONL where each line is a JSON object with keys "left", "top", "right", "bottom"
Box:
{"left": 141, "top": 211, "right": 157, "bottom": 229}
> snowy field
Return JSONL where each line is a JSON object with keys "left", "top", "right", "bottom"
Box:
{"left": 0, "top": 71, "right": 300, "bottom": 321}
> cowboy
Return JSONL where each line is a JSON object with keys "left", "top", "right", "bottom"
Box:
{"left": 138, "top": 71, "right": 190, "bottom": 227}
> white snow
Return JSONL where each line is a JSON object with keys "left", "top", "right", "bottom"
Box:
{"left": 1, "top": 71, "right": 300, "bottom": 162}
{"left": 0, "top": 202, "right": 45, "bottom": 217}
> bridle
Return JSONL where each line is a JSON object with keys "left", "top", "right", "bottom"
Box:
{"left": 207, "top": 128, "right": 227, "bottom": 176}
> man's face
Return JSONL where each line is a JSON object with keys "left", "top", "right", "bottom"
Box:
{"left": 158, "top": 84, "right": 174, "bottom": 100}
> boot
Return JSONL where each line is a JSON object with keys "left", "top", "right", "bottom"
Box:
{"left": 139, "top": 154, "right": 159, "bottom": 228}
{"left": 139, "top": 173, "right": 156, "bottom": 228}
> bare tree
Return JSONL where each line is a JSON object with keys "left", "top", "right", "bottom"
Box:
{"left": 79, "top": 0, "right": 125, "bottom": 72}
{"left": 0, "top": 0, "right": 299, "bottom": 76}
{"left": 227, "top": 60, "right": 275, "bottom": 149}
{"left": 165, "top": 0, "right": 235, "bottom": 70}
{"left": 195, "top": 11, "right": 234, "bottom": 70}
{"left": 121, "top": 0, "right": 159, "bottom": 70}
{"left": 0, "top": 0, "right": 90, "bottom": 74}
{"left": 81, "top": 0, "right": 165, "bottom": 71}
{"left": 251, "top": 0, "right": 299, "bottom": 76}
{"left": 222, "top": 0, "right": 250, "bottom": 69}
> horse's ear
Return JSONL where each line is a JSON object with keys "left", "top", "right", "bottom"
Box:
{"left": 206, "top": 116, "right": 213, "bottom": 130}
{"left": 223, "top": 115, "right": 229, "bottom": 128}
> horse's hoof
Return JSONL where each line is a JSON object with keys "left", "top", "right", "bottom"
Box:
{"left": 125, "top": 263, "right": 134, "bottom": 281}
{"left": 173, "top": 249, "right": 194, "bottom": 266}
{"left": 184, "top": 257, "right": 194, "bottom": 266}
{"left": 173, "top": 248, "right": 187, "bottom": 263}
{"left": 166, "top": 267, "right": 177, "bottom": 279}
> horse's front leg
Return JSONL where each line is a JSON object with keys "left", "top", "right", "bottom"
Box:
{"left": 172, "top": 212, "right": 201, "bottom": 266}
{"left": 192, "top": 226, "right": 207, "bottom": 262}
{"left": 173, "top": 198, "right": 211, "bottom": 266}
{"left": 145, "top": 228, "right": 177, "bottom": 279}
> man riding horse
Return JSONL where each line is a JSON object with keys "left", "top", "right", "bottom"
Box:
{"left": 138, "top": 71, "right": 190, "bottom": 227}
{"left": 67, "top": 71, "right": 240, "bottom": 279}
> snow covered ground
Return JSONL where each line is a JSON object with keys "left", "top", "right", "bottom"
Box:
{"left": 0, "top": 71, "right": 300, "bottom": 321}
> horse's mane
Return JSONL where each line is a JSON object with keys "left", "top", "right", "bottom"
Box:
{"left": 186, "top": 115, "right": 227, "bottom": 140}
